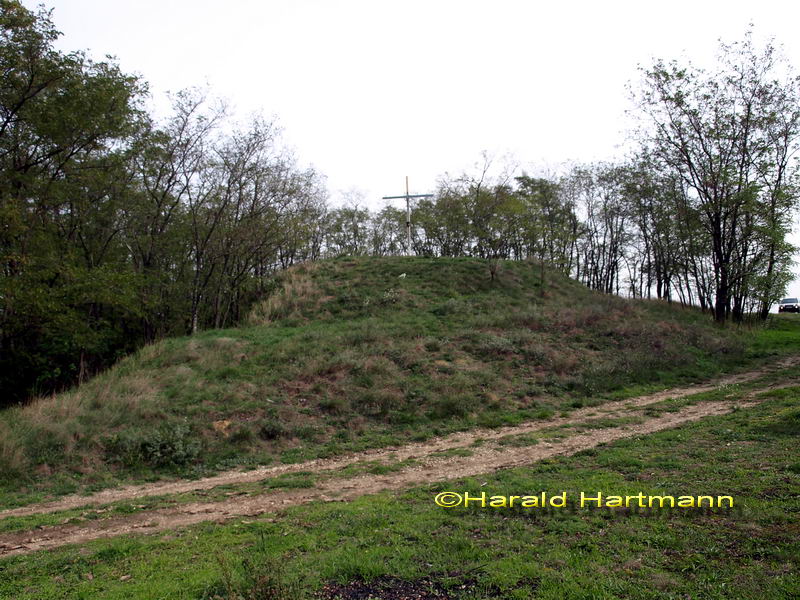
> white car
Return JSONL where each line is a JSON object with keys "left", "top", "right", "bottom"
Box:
{"left": 778, "top": 297, "right": 799, "bottom": 313}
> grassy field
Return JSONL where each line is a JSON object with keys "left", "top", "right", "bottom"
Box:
{"left": 0, "top": 257, "right": 794, "bottom": 509}
{"left": 0, "top": 381, "right": 797, "bottom": 599}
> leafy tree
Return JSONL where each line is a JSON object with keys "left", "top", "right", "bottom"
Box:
{"left": 633, "top": 31, "right": 800, "bottom": 321}
{"left": 0, "top": 3, "right": 330, "bottom": 403}
{"left": 0, "top": 0, "right": 146, "bottom": 400}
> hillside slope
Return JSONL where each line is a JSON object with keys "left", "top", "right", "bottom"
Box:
{"left": 0, "top": 256, "right": 782, "bottom": 504}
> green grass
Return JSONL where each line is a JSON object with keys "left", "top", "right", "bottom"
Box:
{"left": 3, "top": 362, "right": 794, "bottom": 539}
{"left": 0, "top": 257, "right": 796, "bottom": 508}
{"left": 1, "top": 386, "right": 797, "bottom": 599}
{"left": 742, "top": 313, "right": 800, "bottom": 359}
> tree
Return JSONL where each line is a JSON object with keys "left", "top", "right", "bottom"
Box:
{"left": 324, "top": 196, "right": 371, "bottom": 257}
{"left": 0, "top": 0, "right": 146, "bottom": 401}
{"left": 516, "top": 174, "right": 579, "bottom": 286}
{"left": 0, "top": 2, "right": 331, "bottom": 403}
{"left": 633, "top": 30, "right": 800, "bottom": 321}
{"left": 369, "top": 206, "right": 405, "bottom": 256}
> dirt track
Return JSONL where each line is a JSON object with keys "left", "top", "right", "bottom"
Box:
{"left": 0, "top": 357, "right": 796, "bottom": 558}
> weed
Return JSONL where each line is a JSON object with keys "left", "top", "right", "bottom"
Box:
{"left": 205, "top": 534, "right": 303, "bottom": 599}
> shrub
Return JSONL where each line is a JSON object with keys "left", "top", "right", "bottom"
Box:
{"left": 291, "top": 425, "right": 319, "bottom": 442}
{"left": 468, "top": 333, "right": 516, "bottom": 359}
{"left": 318, "top": 395, "right": 347, "bottom": 414}
{"left": 352, "top": 389, "right": 398, "bottom": 419}
{"left": 229, "top": 426, "right": 255, "bottom": 445}
{"left": 424, "top": 338, "right": 442, "bottom": 352}
{"left": 509, "top": 306, "right": 544, "bottom": 330}
{"left": 341, "top": 323, "right": 382, "bottom": 346}
{"left": 258, "top": 421, "right": 286, "bottom": 441}
{"left": 428, "top": 396, "right": 470, "bottom": 419}
{"left": 0, "top": 422, "right": 28, "bottom": 482}
{"left": 379, "top": 287, "right": 401, "bottom": 305}
{"left": 476, "top": 412, "right": 510, "bottom": 428}
{"left": 488, "top": 258, "right": 503, "bottom": 281}
{"left": 28, "top": 432, "right": 67, "bottom": 466}
{"left": 104, "top": 423, "right": 201, "bottom": 468}
{"left": 335, "top": 290, "right": 364, "bottom": 312}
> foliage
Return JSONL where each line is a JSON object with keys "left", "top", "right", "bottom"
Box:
{"left": 633, "top": 30, "right": 800, "bottom": 321}
{"left": 0, "top": 2, "right": 328, "bottom": 404}
{"left": 104, "top": 423, "right": 201, "bottom": 468}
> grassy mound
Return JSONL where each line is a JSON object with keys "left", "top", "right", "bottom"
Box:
{"left": 0, "top": 256, "right": 788, "bottom": 503}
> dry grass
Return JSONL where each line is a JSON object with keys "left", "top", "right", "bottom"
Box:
{"left": 248, "top": 263, "right": 321, "bottom": 325}
{"left": 0, "top": 421, "right": 28, "bottom": 477}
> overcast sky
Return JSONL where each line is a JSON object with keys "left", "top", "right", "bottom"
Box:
{"left": 23, "top": 0, "right": 800, "bottom": 301}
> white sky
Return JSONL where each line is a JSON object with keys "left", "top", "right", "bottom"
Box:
{"left": 23, "top": 0, "right": 800, "bottom": 302}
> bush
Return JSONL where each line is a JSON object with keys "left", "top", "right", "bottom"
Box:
{"left": 379, "top": 287, "right": 401, "bottom": 305}
{"left": 352, "top": 390, "right": 397, "bottom": 418}
{"left": 428, "top": 396, "right": 470, "bottom": 419}
{"left": 334, "top": 290, "right": 365, "bottom": 312}
{"left": 258, "top": 421, "right": 286, "bottom": 441}
{"left": 28, "top": 433, "right": 66, "bottom": 466}
{"left": 424, "top": 338, "right": 442, "bottom": 352}
{"left": 488, "top": 258, "right": 503, "bottom": 281}
{"left": 291, "top": 425, "right": 319, "bottom": 442}
{"left": 318, "top": 395, "right": 347, "bottom": 414}
{"left": 476, "top": 412, "right": 511, "bottom": 428}
{"left": 229, "top": 427, "right": 256, "bottom": 445}
{"left": 104, "top": 423, "right": 201, "bottom": 468}
{"left": 248, "top": 267, "right": 319, "bottom": 325}
{"left": 0, "top": 423, "right": 28, "bottom": 482}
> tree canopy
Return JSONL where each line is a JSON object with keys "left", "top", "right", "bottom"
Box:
{"left": 1, "top": 4, "right": 797, "bottom": 404}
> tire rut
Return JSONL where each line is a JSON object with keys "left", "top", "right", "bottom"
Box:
{"left": 0, "top": 378, "right": 791, "bottom": 558}
{"left": 2, "top": 355, "right": 795, "bottom": 522}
